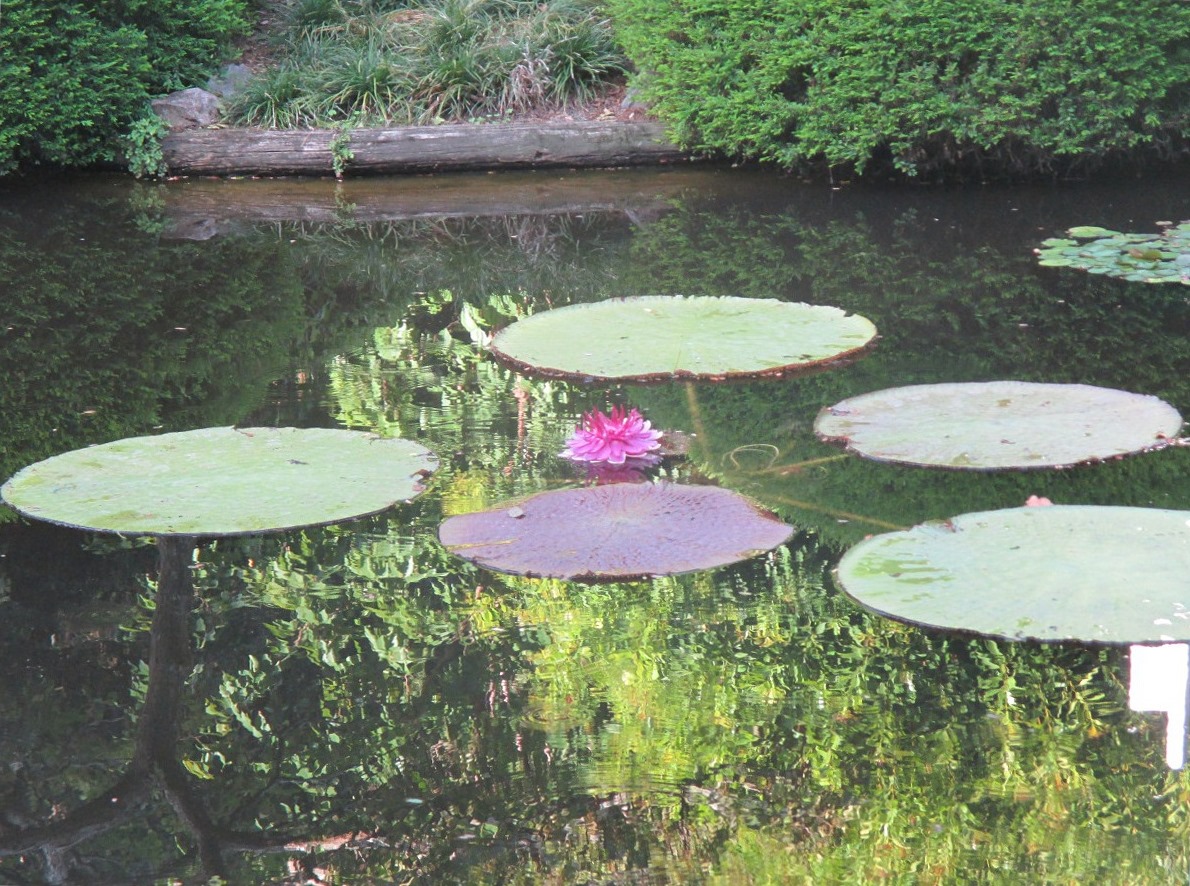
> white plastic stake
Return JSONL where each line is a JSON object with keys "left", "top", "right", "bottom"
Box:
{"left": 1129, "top": 643, "right": 1190, "bottom": 770}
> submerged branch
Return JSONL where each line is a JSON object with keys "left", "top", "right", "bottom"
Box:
{"left": 762, "top": 493, "right": 906, "bottom": 531}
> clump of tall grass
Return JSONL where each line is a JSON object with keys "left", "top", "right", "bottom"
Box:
{"left": 226, "top": 0, "right": 625, "bottom": 127}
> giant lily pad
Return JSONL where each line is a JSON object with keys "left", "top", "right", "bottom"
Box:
{"left": 835, "top": 505, "right": 1190, "bottom": 644}
{"left": 1, "top": 427, "right": 438, "bottom": 536}
{"left": 814, "top": 381, "right": 1182, "bottom": 470}
{"left": 1035, "top": 221, "right": 1190, "bottom": 284}
{"left": 489, "top": 296, "right": 877, "bottom": 382}
{"left": 438, "top": 481, "right": 793, "bottom": 581}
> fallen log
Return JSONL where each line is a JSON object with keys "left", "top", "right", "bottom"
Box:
{"left": 162, "top": 121, "right": 690, "bottom": 177}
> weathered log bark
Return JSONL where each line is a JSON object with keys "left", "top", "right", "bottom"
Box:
{"left": 162, "top": 121, "right": 689, "bottom": 177}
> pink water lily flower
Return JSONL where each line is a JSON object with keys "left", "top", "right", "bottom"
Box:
{"left": 561, "top": 406, "right": 663, "bottom": 465}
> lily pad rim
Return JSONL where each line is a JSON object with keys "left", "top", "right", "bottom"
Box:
{"left": 813, "top": 380, "right": 1185, "bottom": 472}
{"left": 3, "top": 493, "right": 430, "bottom": 540}
{"left": 0, "top": 426, "right": 440, "bottom": 539}
{"left": 488, "top": 295, "right": 880, "bottom": 384}
{"left": 834, "top": 503, "right": 1190, "bottom": 646}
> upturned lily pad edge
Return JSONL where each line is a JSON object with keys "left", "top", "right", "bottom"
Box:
{"left": 487, "top": 295, "right": 880, "bottom": 384}
{"left": 813, "top": 382, "right": 1186, "bottom": 472}
{"left": 833, "top": 505, "right": 1190, "bottom": 646}
{"left": 832, "top": 560, "right": 1076, "bottom": 645}
{"left": 0, "top": 427, "right": 441, "bottom": 539}
{"left": 489, "top": 343, "right": 880, "bottom": 385}
{"left": 814, "top": 408, "right": 1181, "bottom": 472}
{"left": 4, "top": 489, "right": 436, "bottom": 539}
{"left": 440, "top": 545, "right": 794, "bottom": 585}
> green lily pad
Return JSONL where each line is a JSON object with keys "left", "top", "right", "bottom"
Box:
{"left": 1035, "top": 221, "right": 1190, "bottom": 284}
{"left": 489, "top": 296, "right": 877, "bottom": 382}
{"left": 835, "top": 505, "right": 1190, "bottom": 644}
{"left": 439, "top": 481, "right": 793, "bottom": 581}
{"left": 1065, "top": 225, "right": 1120, "bottom": 238}
{"left": 814, "top": 381, "right": 1183, "bottom": 470}
{"left": 1, "top": 427, "right": 438, "bottom": 537}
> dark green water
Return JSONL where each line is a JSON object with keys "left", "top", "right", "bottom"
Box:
{"left": 1, "top": 165, "right": 1189, "bottom": 884}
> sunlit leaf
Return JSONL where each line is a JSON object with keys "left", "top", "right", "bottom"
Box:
{"left": 1, "top": 427, "right": 438, "bottom": 536}
{"left": 489, "top": 295, "right": 877, "bottom": 382}
{"left": 439, "top": 481, "right": 793, "bottom": 581}
{"left": 814, "top": 381, "right": 1182, "bottom": 470}
{"left": 1066, "top": 226, "right": 1121, "bottom": 238}
{"left": 836, "top": 505, "right": 1190, "bottom": 643}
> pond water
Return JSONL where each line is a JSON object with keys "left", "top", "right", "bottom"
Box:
{"left": 1, "top": 165, "right": 1189, "bottom": 884}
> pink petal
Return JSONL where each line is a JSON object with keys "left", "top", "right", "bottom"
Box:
{"left": 559, "top": 406, "right": 665, "bottom": 465}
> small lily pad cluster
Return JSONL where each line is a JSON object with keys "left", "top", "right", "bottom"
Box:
{"left": 1035, "top": 222, "right": 1190, "bottom": 285}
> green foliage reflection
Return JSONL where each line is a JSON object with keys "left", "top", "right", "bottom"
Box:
{"left": 3, "top": 176, "right": 1190, "bottom": 883}
{"left": 144, "top": 525, "right": 1190, "bottom": 883}
{"left": 0, "top": 203, "right": 305, "bottom": 516}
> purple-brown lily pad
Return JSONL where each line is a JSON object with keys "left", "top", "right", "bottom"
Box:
{"left": 438, "top": 481, "right": 793, "bottom": 581}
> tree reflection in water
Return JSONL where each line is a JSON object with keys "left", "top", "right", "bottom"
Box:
{"left": 1, "top": 169, "right": 1190, "bottom": 882}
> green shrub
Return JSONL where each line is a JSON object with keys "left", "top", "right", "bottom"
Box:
{"left": 0, "top": 0, "right": 249, "bottom": 175}
{"left": 607, "top": 0, "right": 1190, "bottom": 178}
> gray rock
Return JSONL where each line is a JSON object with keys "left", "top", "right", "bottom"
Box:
{"left": 162, "top": 217, "right": 223, "bottom": 241}
{"left": 206, "top": 64, "right": 254, "bottom": 99}
{"left": 620, "top": 88, "right": 649, "bottom": 114}
{"left": 151, "top": 88, "right": 222, "bottom": 131}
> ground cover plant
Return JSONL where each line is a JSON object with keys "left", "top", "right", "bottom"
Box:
{"left": 227, "top": 0, "right": 626, "bottom": 127}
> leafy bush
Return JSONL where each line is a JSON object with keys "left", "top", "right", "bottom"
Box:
{"left": 0, "top": 0, "right": 249, "bottom": 174}
{"left": 122, "top": 111, "right": 172, "bottom": 179}
{"left": 607, "top": 0, "right": 1190, "bottom": 178}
